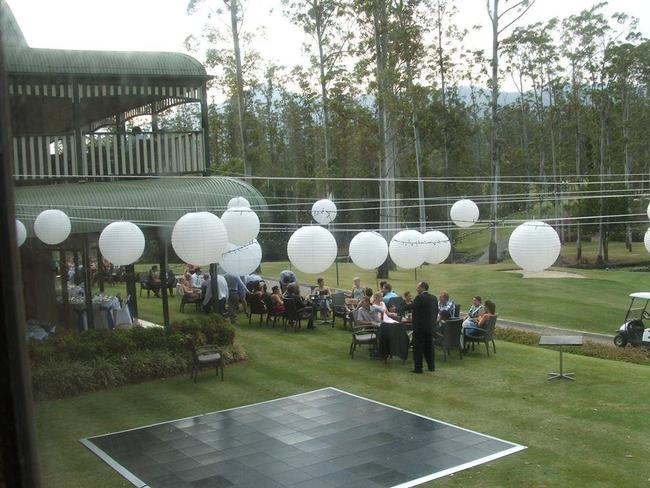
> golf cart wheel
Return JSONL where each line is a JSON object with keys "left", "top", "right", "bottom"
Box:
{"left": 613, "top": 333, "right": 627, "bottom": 348}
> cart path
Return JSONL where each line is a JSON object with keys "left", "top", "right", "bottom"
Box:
{"left": 260, "top": 276, "right": 615, "bottom": 346}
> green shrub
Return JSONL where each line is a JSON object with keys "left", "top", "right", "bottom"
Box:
{"left": 170, "top": 315, "right": 235, "bottom": 347}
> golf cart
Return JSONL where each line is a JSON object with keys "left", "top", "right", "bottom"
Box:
{"left": 614, "top": 292, "right": 650, "bottom": 349}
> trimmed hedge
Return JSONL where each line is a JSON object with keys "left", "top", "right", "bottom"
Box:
{"left": 30, "top": 315, "right": 246, "bottom": 400}
{"left": 495, "top": 327, "right": 650, "bottom": 366}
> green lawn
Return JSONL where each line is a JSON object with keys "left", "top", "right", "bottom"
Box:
{"left": 36, "top": 320, "right": 650, "bottom": 487}
{"left": 261, "top": 262, "right": 650, "bottom": 335}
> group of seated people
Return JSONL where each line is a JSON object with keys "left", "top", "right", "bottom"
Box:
{"left": 146, "top": 265, "right": 177, "bottom": 298}
{"left": 349, "top": 279, "right": 496, "bottom": 352}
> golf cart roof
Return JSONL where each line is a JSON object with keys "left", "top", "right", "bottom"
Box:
{"left": 629, "top": 292, "right": 650, "bottom": 300}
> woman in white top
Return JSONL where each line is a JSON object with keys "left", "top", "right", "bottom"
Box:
{"left": 371, "top": 292, "right": 399, "bottom": 323}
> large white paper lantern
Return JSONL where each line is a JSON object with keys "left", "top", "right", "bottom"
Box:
{"left": 422, "top": 230, "right": 451, "bottom": 264}
{"left": 221, "top": 240, "right": 262, "bottom": 276}
{"left": 99, "top": 221, "right": 145, "bottom": 266}
{"left": 34, "top": 209, "right": 71, "bottom": 245}
{"left": 644, "top": 227, "right": 650, "bottom": 253}
{"left": 508, "top": 220, "right": 561, "bottom": 272}
{"left": 228, "top": 196, "right": 250, "bottom": 209}
{"left": 349, "top": 231, "right": 388, "bottom": 270}
{"left": 16, "top": 219, "right": 26, "bottom": 247}
{"left": 311, "top": 199, "right": 337, "bottom": 225}
{"left": 389, "top": 230, "right": 425, "bottom": 269}
{"left": 171, "top": 212, "right": 228, "bottom": 265}
{"left": 221, "top": 206, "right": 260, "bottom": 245}
{"left": 287, "top": 225, "right": 337, "bottom": 274}
{"left": 450, "top": 199, "right": 479, "bottom": 228}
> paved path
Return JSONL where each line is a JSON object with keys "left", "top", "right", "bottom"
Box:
{"left": 261, "top": 276, "right": 614, "bottom": 346}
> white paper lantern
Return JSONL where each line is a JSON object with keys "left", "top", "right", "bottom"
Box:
{"left": 221, "top": 240, "right": 262, "bottom": 276}
{"left": 287, "top": 225, "right": 337, "bottom": 274}
{"left": 422, "top": 230, "right": 451, "bottom": 264}
{"left": 34, "top": 209, "right": 71, "bottom": 245}
{"left": 311, "top": 199, "right": 337, "bottom": 225}
{"left": 171, "top": 212, "right": 228, "bottom": 265}
{"left": 508, "top": 220, "right": 561, "bottom": 272}
{"left": 389, "top": 230, "right": 425, "bottom": 269}
{"left": 644, "top": 227, "right": 650, "bottom": 253}
{"left": 450, "top": 199, "right": 479, "bottom": 228}
{"left": 349, "top": 231, "right": 388, "bottom": 270}
{"left": 221, "top": 206, "right": 260, "bottom": 245}
{"left": 228, "top": 196, "right": 250, "bottom": 209}
{"left": 15, "top": 219, "right": 26, "bottom": 247}
{"left": 99, "top": 221, "right": 145, "bottom": 266}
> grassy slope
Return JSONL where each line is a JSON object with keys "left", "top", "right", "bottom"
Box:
{"left": 261, "top": 262, "right": 650, "bottom": 335}
{"left": 36, "top": 322, "right": 650, "bottom": 487}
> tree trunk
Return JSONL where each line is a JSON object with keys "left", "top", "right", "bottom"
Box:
{"left": 488, "top": 0, "right": 499, "bottom": 264}
{"left": 314, "top": 0, "right": 332, "bottom": 195}
{"left": 228, "top": 0, "right": 249, "bottom": 178}
{"left": 623, "top": 86, "right": 633, "bottom": 252}
{"left": 572, "top": 61, "right": 582, "bottom": 261}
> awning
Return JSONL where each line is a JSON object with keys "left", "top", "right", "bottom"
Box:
{"left": 14, "top": 176, "right": 267, "bottom": 237}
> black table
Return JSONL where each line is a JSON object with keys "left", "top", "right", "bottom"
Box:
{"left": 539, "top": 335, "right": 583, "bottom": 381}
{"left": 377, "top": 322, "right": 410, "bottom": 362}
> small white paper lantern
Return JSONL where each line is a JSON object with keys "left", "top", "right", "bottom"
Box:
{"left": 221, "top": 240, "right": 262, "bottom": 276}
{"left": 389, "top": 230, "right": 425, "bottom": 269}
{"left": 287, "top": 225, "right": 337, "bottom": 274}
{"left": 644, "top": 227, "right": 650, "bottom": 253}
{"left": 311, "top": 199, "right": 337, "bottom": 225}
{"left": 508, "top": 220, "right": 561, "bottom": 272}
{"left": 422, "top": 230, "right": 451, "bottom": 264}
{"left": 450, "top": 199, "right": 479, "bottom": 228}
{"left": 349, "top": 231, "right": 388, "bottom": 270}
{"left": 228, "top": 196, "right": 250, "bottom": 209}
{"left": 171, "top": 212, "right": 228, "bottom": 265}
{"left": 99, "top": 221, "right": 145, "bottom": 266}
{"left": 34, "top": 209, "right": 71, "bottom": 245}
{"left": 16, "top": 219, "right": 26, "bottom": 247}
{"left": 221, "top": 206, "right": 260, "bottom": 245}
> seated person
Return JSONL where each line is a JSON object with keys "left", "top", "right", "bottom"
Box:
{"left": 349, "top": 277, "right": 366, "bottom": 300}
{"left": 279, "top": 269, "right": 297, "bottom": 293}
{"left": 462, "top": 296, "right": 485, "bottom": 328}
{"left": 355, "top": 296, "right": 381, "bottom": 327}
{"left": 191, "top": 267, "right": 203, "bottom": 289}
{"left": 371, "top": 292, "right": 399, "bottom": 324}
{"left": 244, "top": 273, "right": 263, "bottom": 292}
{"left": 462, "top": 300, "right": 496, "bottom": 349}
{"left": 403, "top": 291, "right": 413, "bottom": 305}
{"left": 148, "top": 265, "right": 162, "bottom": 297}
{"left": 166, "top": 267, "right": 177, "bottom": 296}
{"left": 315, "top": 277, "right": 332, "bottom": 318}
{"left": 253, "top": 281, "right": 268, "bottom": 299}
{"left": 270, "top": 285, "right": 286, "bottom": 313}
{"left": 179, "top": 273, "right": 201, "bottom": 299}
{"left": 382, "top": 282, "right": 398, "bottom": 305}
{"left": 437, "top": 291, "right": 456, "bottom": 321}
{"left": 284, "top": 283, "right": 315, "bottom": 329}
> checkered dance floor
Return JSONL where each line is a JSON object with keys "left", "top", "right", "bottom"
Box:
{"left": 81, "top": 387, "right": 525, "bottom": 488}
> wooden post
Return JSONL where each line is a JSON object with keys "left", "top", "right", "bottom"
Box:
{"left": 125, "top": 264, "right": 137, "bottom": 320}
{"left": 60, "top": 248, "right": 72, "bottom": 327}
{"left": 82, "top": 236, "right": 94, "bottom": 329}
{"left": 96, "top": 246, "right": 104, "bottom": 293}
{"left": 72, "top": 79, "right": 84, "bottom": 176}
{"left": 200, "top": 84, "right": 211, "bottom": 171}
{"left": 159, "top": 237, "right": 170, "bottom": 328}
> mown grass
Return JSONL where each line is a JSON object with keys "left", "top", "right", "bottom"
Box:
{"left": 35, "top": 319, "right": 650, "bottom": 487}
{"left": 261, "top": 261, "right": 650, "bottom": 335}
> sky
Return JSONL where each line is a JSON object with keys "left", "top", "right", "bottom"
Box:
{"left": 8, "top": 0, "right": 650, "bottom": 95}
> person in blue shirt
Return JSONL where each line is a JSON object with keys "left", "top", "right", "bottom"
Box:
{"left": 382, "top": 282, "right": 398, "bottom": 305}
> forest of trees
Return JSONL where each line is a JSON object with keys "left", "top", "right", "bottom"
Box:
{"left": 164, "top": 0, "right": 650, "bottom": 264}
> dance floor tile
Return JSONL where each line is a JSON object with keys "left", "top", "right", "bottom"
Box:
{"left": 81, "top": 388, "right": 525, "bottom": 488}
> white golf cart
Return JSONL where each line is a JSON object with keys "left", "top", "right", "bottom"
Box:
{"left": 614, "top": 292, "right": 650, "bottom": 350}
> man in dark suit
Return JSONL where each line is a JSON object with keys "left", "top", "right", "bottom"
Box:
{"left": 406, "top": 281, "right": 438, "bottom": 373}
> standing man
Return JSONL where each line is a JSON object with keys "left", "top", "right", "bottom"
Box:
{"left": 406, "top": 281, "right": 438, "bottom": 374}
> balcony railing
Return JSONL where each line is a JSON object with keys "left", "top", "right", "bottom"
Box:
{"left": 12, "top": 131, "right": 205, "bottom": 180}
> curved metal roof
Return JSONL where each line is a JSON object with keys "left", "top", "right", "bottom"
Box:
{"left": 15, "top": 177, "right": 267, "bottom": 237}
{"left": 6, "top": 47, "right": 208, "bottom": 79}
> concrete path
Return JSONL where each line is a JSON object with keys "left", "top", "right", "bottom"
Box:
{"left": 261, "top": 276, "right": 615, "bottom": 346}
